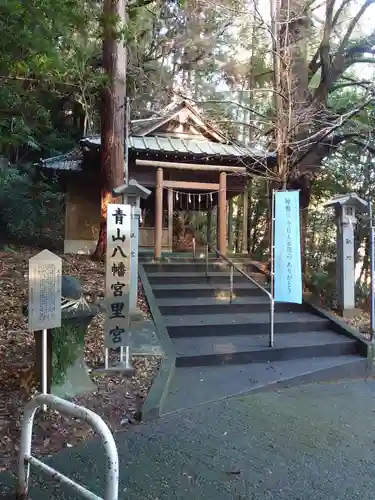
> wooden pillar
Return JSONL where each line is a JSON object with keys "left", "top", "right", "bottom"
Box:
{"left": 216, "top": 205, "right": 219, "bottom": 249}
{"left": 154, "top": 168, "right": 163, "bottom": 260}
{"left": 207, "top": 206, "right": 212, "bottom": 247}
{"left": 168, "top": 188, "right": 173, "bottom": 251}
{"left": 218, "top": 172, "right": 227, "bottom": 255}
{"left": 227, "top": 197, "right": 233, "bottom": 253}
{"left": 242, "top": 186, "right": 248, "bottom": 254}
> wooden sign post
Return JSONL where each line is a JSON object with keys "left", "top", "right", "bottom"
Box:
{"left": 130, "top": 204, "right": 141, "bottom": 316}
{"left": 104, "top": 203, "right": 134, "bottom": 373}
{"left": 28, "top": 250, "right": 62, "bottom": 408}
{"left": 112, "top": 179, "right": 151, "bottom": 318}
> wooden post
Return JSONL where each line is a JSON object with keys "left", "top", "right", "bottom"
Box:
{"left": 218, "top": 172, "right": 227, "bottom": 255}
{"left": 242, "top": 186, "right": 248, "bottom": 254}
{"left": 216, "top": 204, "right": 220, "bottom": 249}
{"left": 154, "top": 168, "right": 163, "bottom": 260}
{"left": 228, "top": 197, "right": 233, "bottom": 253}
{"left": 207, "top": 206, "right": 212, "bottom": 248}
{"left": 168, "top": 187, "right": 173, "bottom": 251}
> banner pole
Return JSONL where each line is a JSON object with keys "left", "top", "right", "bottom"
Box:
{"left": 369, "top": 199, "right": 375, "bottom": 344}
{"left": 270, "top": 189, "right": 275, "bottom": 297}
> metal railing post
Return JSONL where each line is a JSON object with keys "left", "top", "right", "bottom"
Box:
{"left": 190, "top": 219, "right": 276, "bottom": 348}
{"left": 205, "top": 243, "right": 209, "bottom": 277}
{"left": 17, "top": 393, "right": 119, "bottom": 500}
{"left": 269, "top": 298, "right": 274, "bottom": 347}
{"left": 270, "top": 189, "right": 275, "bottom": 296}
{"left": 229, "top": 265, "right": 234, "bottom": 302}
{"left": 209, "top": 245, "right": 275, "bottom": 347}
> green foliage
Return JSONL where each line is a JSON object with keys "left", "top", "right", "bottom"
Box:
{"left": 0, "top": 166, "right": 64, "bottom": 247}
{"left": 305, "top": 268, "right": 337, "bottom": 309}
{"left": 0, "top": 0, "right": 101, "bottom": 160}
{"left": 51, "top": 318, "right": 86, "bottom": 386}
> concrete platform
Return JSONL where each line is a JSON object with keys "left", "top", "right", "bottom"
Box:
{"left": 3, "top": 380, "right": 375, "bottom": 499}
{"left": 163, "top": 356, "right": 370, "bottom": 413}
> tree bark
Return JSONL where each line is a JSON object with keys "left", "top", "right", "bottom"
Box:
{"left": 93, "top": 0, "right": 126, "bottom": 261}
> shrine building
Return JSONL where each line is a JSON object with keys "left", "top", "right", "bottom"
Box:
{"left": 38, "top": 100, "right": 273, "bottom": 258}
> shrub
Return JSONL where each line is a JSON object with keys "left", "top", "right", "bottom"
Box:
{"left": 0, "top": 165, "right": 64, "bottom": 249}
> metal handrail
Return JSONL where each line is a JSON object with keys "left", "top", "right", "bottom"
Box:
{"left": 187, "top": 223, "right": 274, "bottom": 347}
{"left": 17, "top": 393, "right": 119, "bottom": 500}
{"left": 210, "top": 246, "right": 272, "bottom": 299}
{"left": 205, "top": 243, "right": 275, "bottom": 347}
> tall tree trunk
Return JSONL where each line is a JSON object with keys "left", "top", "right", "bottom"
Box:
{"left": 246, "top": 3, "right": 257, "bottom": 253}
{"left": 93, "top": 0, "right": 126, "bottom": 261}
{"left": 358, "top": 235, "right": 369, "bottom": 283}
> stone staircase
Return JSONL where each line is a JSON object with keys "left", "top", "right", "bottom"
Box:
{"left": 142, "top": 258, "right": 369, "bottom": 414}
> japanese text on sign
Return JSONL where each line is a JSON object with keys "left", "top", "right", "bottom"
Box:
{"left": 105, "top": 204, "right": 134, "bottom": 348}
{"left": 28, "top": 250, "right": 62, "bottom": 331}
{"left": 274, "top": 191, "right": 302, "bottom": 304}
{"left": 103, "top": 317, "right": 132, "bottom": 348}
{"left": 285, "top": 197, "right": 293, "bottom": 295}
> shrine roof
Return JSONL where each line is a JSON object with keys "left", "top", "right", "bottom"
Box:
{"left": 81, "top": 135, "right": 267, "bottom": 159}
{"left": 39, "top": 135, "right": 270, "bottom": 171}
{"left": 37, "top": 99, "right": 274, "bottom": 171}
{"left": 324, "top": 193, "right": 368, "bottom": 211}
{"left": 39, "top": 147, "right": 83, "bottom": 171}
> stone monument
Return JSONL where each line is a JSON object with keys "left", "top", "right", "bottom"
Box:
{"left": 324, "top": 193, "right": 368, "bottom": 317}
{"left": 27, "top": 250, "right": 97, "bottom": 399}
{"left": 113, "top": 178, "right": 151, "bottom": 319}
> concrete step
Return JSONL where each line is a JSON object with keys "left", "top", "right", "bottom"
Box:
{"left": 157, "top": 296, "right": 301, "bottom": 315}
{"left": 143, "top": 261, "right": 260, "bottom": 273}
{"left": 165, "top": 311, "right": 330, "bottom": 338}
{"left": 152, "top": 282, "right": 270, "bottom": 298}
{"left": 140, "top": 253, "right": 216, "bottom": 262}
{"left": 174, "top": 331, "right": 361, "bottom": 367}
{"left": 147, "top": 271, "right": 267, "bottom": 285}
{"left": 162, "top": 356, "right": 370, "bottom": 414}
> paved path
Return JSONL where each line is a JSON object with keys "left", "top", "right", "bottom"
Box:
{"left": 2, "top": 379, "right": 375, "bottom": 499}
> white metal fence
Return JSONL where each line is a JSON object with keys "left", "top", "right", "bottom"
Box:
{"left": 17, "top": 393, "right": 119, "bottom": 500}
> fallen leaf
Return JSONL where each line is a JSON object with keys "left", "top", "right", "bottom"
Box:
{"left": 0, "top": 245, "right": 161, "bottom": 473}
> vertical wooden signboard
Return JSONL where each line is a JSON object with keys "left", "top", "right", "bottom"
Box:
{"left": 104, "top": 204, "right": 132, "bottom": 352}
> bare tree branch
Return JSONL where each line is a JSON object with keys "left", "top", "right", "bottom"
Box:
{"left": 293, "top": 94, "right": 375, "bottom": 168}
{"left": 335, "top": 0, "right": 375, "bottom": 58}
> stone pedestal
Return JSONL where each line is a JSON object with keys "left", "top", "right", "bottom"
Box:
{"left": 50, "top": 307, "right": 97, "bottom": 399}
{"left": 34, "top": 306, "right": 98, "bottom": 399}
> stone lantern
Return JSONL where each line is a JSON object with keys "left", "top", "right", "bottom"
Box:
{"left": 324, "top": 193, "right": 368, "bottom": 317}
